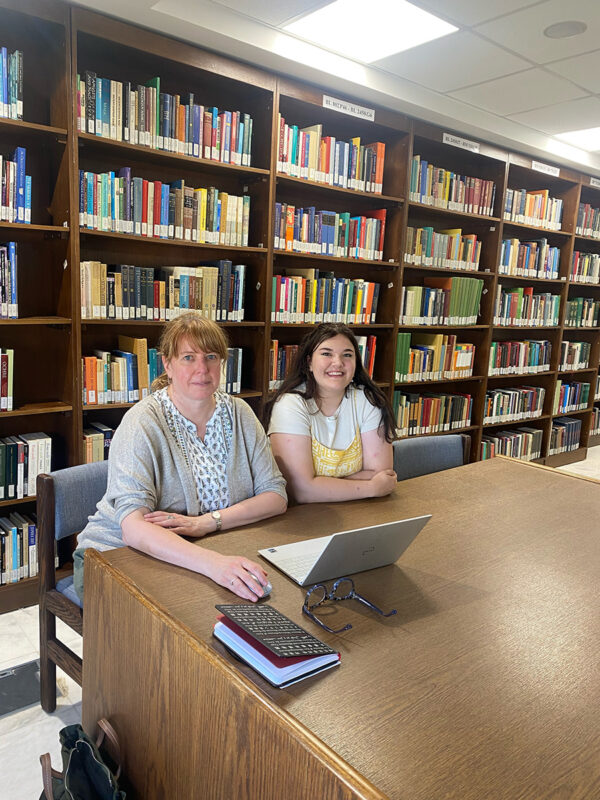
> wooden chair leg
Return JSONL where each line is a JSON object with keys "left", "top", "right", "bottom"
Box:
{"left": 39, "top": 606, "right": 57, "bottom": 713}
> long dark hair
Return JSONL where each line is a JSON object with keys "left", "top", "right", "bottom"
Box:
{"left": 264, "top": 323, "right": 396, "bottom": 442}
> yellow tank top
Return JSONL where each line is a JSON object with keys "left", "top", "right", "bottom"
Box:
{"left": 310, "top": 392, "right": 363, "bottom": 477}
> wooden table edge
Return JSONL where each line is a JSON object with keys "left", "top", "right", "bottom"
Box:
{"left": 495, "top": 454, "right": 600, "bottom": 484}
{"left": 84, "top": 549, "right": 389, "bottom": 800}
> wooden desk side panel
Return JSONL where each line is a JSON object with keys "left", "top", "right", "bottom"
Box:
{"left": 82, "top": 552, "right": 387, "bottom": 800}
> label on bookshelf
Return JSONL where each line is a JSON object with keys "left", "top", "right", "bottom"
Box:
{"left": 322, "top": 95, "right": 375, "bottom": 122}
{"left": 531, "top": 160, "right": 560, "bottom": 177}
{"left": 590, "top": 177, "right": 600, "bottom": 189}
{"left": 442, "top": 132, "right": 480, "bottom": 154}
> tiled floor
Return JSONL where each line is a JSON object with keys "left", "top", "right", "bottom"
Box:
{"left": 0, "top": 606, "right": 82, "bottom": 799}
{"left": 0, "top": 445, "right": 598, "bottom": 799}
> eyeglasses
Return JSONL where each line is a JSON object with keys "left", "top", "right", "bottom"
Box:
{"left": 302, "top": 576, "right": 397, "bottom": 634}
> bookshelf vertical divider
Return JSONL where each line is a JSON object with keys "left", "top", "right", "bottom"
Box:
{"left": 1, "top": 0, "right": 600, "bottom": 614}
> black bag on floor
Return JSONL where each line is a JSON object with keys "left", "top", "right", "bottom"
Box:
{"left": 39, "top": 718, "right": 126, "bottom": 800}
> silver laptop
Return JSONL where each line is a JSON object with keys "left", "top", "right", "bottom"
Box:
{"left": 258, "top": 515, "right": 431, "bottom": 587}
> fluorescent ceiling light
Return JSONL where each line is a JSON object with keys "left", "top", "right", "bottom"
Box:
{"left": 555, "top": 127, "right": 600, "bottom": 152}
{"left": 284, "top": 0, "right": 457, "bottom": 63}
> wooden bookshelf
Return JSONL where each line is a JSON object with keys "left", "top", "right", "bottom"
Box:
{"left": 2, "top": 0, "right": 600, "bottom": 611}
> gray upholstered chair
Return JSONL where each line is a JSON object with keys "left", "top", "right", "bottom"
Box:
{"left": 37, "top": 460, "right": 108, "bottom": 712}
{"left": 393, "top": 434, "right": 470, "bottom": 481}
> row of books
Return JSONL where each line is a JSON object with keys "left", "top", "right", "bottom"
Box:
{"left": 575, "top": 202, "right": 600, "bottom": 239}
{"left": 499, "top": 237, "right": 560, "bottom": 279}
{"left": 549, "top": 416, "right": 581, "bottom": 454}
{"left": 273, "top": 203, "right": 386, "bottom": 261}
{"left": 0, "top": 432, "right": 52, "bottom": 500}
{"left": 503, "top": 188, "right": 563, "bottom": 231}
{"left": 78, "top": 169, "right": 251, "bottom": 246}
{"left": 0, "top": 242, "right": 17, "bottom": 318}
{"left": 77, "top": 72, "right": 253, "bottom": 165}
{"left": 409, "top": 156, "right": 496, "bottom": 216}
{"left": 82, "top": 336, "right": 163, "bottom": 405}
{"left": 404, "top": 226, "right": 481, "bottom": 271}
{"left": 481, "top": 427, "right": 543, "bottom": 462}
{"left": 393, "top": 391, "right": 473, "bottom": 437}
{"left": 268, "top": 340, "right": 297, "bottom": 390}
{"left": 483, "top": 386, "right": 545, "bottom": 425}
{"left": 560, "top": 340, "right": 591, "bottom": 371}
{"left": 399, "top": 277, "right": 484, "bottom": 326}
{"left": 493, "top": 286, "right": 560, "bottom": 327}
{"left": 553, "top": 380, "right": 590, "bottom": 414}
{"left": 395, "top": 332, "right": 474, "bottom": 382}
{"left": 488, "top": 339, "right": 551, "bottom": 376}
{"left": 80, "top": 261, "right": 246, "bottom": 322}
{"left": 0, "top": 47, "right": 22, "bottom": 120}
{"left": 83, "top": 421, "right": 114, "bottom": 463}
{"left": 564, "top": 296, "right": 600, "bottom": 328}
{"left": 0, "top": 347, "right": 13, "bottom": 411}
{"left": 276, "top": 116, "right": 384, "bottom": 193}
{"left": 570, "top": 251, "right": 600, "bottom": 285}
{"left": 1, "top": 146, "right": 30, "bottom": 224}
{"left": 591, "top": 406, "right": 600, "bottom": 436}
{"left": 271, "top": 272, "right": 379, "bottom": 324}
{"left": 0, "top": 512, "right": 39, "bottom": 585}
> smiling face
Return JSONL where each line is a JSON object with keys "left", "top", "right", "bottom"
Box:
{"left": 164, "top": 336, "right": 222, "bottom": 405}
{"left": 308, "top": 334, "right": 356, "bottom": 398}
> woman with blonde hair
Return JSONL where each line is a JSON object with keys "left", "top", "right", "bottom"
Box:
{"left": 75, "top": 312, "right": 287, "bottom": 602}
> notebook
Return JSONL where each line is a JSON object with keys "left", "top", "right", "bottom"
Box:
{"left": 258, "top": 515, "right": 431, "bottom": 586}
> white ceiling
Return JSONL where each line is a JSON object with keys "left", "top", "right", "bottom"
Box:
{"left": 74, "top": 0, "right": 600, "bottom": 174}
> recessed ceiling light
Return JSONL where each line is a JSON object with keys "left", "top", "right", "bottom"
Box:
{"left": 543, "top": 20, "right": 587, "bottom": 39}
{"left": 284, "top": 0, "right": 458, "bottom": 64}
{"left": 555, "top": 127, "right": 600, "bottom": 152}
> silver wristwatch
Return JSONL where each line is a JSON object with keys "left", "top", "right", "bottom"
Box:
{"left": 211, "top": 510, "right": 222, "bottom": 531}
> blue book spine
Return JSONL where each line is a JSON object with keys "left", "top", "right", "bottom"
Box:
{"left": 79, "top": 170, "right": 85, "bottom": 226}
{"left": 95, "top": 77, "right": 102, "bottom": 136}
{"left": 1, "top": 48, "right": 7, "bottom": 117}
{"left": 192, "top": 104, "right": 201, "bottom": 158}
{"left": 109, "top": 171, "right": 116, "bottom": 230}
{"left": 113, "top": 351, "right": 136, "bottom": 402}
{"left": 8, "top": 241, "right": 17, "bottom": 318}
{"left": 12, "top": 146, "right": 26, "bottom": 223}
{"left": 180, "top": 274, "right": 190, "bottom": 308}
{"left": 161, "top": 183, "right": 169, "bottom": 238}
{"left": 86, "top": 172, "right": 94, "bottom": 228}
{"left": 101, "top": 77, "right": 110, "bottom": 137}
{"left": 101, "top": 172, "right": 108, "bottom": 230}
{"left": 24, "top": 175, "right": 31, "bottom": 224}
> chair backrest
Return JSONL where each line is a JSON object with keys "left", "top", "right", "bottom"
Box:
{"left": 50, "top": 460, "right": 109, "bottom": 540}
{"left": 393, "top": 435, "right": 470, "bottom": 482}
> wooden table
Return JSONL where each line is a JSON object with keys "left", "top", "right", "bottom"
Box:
{"left": 82, "top": 458, "right": 600, "bottom": 799}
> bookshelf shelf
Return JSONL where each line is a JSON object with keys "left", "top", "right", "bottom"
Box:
{"left": 558, "top": 368, "right": 596, "bottom": 376}
{"left": 495, "top": 274, "right": 566, "bottom": 286}
{"left": 0, "top": 222, "right": 69, "bottom": 236}
{"left": 407, "top": 202, "right": 500, "bottom": 224}
{"left": 78, "top": 229, "right": 268, "bottom": 253}
{"left": 490, "top": 370, "right": 556, "bottom": 380}
{"left": 501, "top": 220, "right": 573, "bottom": 238}
{"left": 483, "top": 414, "right": 550, "bottom": 430}
{"left": 276, "top": 174, "right": 403, "bottom": 206}
{"left": 0, "top": 118, "right": 67, "bottom": 138}
{"left": 399, "top": 324, "right": 488, "bottom": 331}
{"left": 77, "top": 132, "right": 270, "bottom": 180}
{"left": 1, "top": 402, "right": 73, "bottom": 416}
{"left": 274, "top": 251, "right": 399, "bottom": 268}
{"left": 271, "top": 322, "right": 394, "bottom": 329}
{"left": 551, "top": 407, "right": 590, "bottom": 418}
{"left": 0, "top": 317, "right": 71, "bottom": 326}
{"left": 402, "top": 264, "right": 495, "bottom": 279}
{"left": 82, "top": 319, "right": 265, "bottom": 328}
{"left": 395, "top": 374, "right": 485, "bottom": 387}
{"left": 0, "top": 495, "right": 36, "bottom": 507}
{"left": 397, "top": 425, "right": 478, "bottom": 441}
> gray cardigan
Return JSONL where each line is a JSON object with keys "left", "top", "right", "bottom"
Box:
{"left": 77, "top": 393, "right": 287, "bottom": 552}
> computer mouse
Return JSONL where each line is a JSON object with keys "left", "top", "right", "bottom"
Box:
{"left": 249, "top": 573, "right": 272, "bottom": 598}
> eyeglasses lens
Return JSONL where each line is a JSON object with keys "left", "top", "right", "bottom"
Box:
{"left": 331, "top": 578, "right": 354, "bottom": 601}
{"left": 305, "top": 584, "right": 327, "bottom": 610}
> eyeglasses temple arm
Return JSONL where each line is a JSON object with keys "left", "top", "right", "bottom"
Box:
{"left": 353, "top": 592, "right": 397, "bottom": 617}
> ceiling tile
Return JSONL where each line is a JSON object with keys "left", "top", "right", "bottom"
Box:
{"left": 372, "top": 31, "right": 529, "bottom": 92}
{"left": 449, "top": 68, "right": 587, "bottom": 116}
{"left": 508, "top": 96, "right": 600, "bottom": 134}
{"left": 546, "top": 49, "right": 600, "bottom": 92}
{"left": 414, "top": 0, "right": 541, "bottom": 27}
{"left": 476, "top": 0, "right": 600, "bottom": 64}
{"left": 210, "top": 0, "right": 329, "bottom": 27}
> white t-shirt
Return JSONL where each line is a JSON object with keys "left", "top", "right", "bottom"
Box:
{"left": 268, "top": 385, "right": 382, "bottom": 451}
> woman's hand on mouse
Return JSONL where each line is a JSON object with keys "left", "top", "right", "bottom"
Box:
{"left": 204, "top": 553, "right": 269, "bottom": 601}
